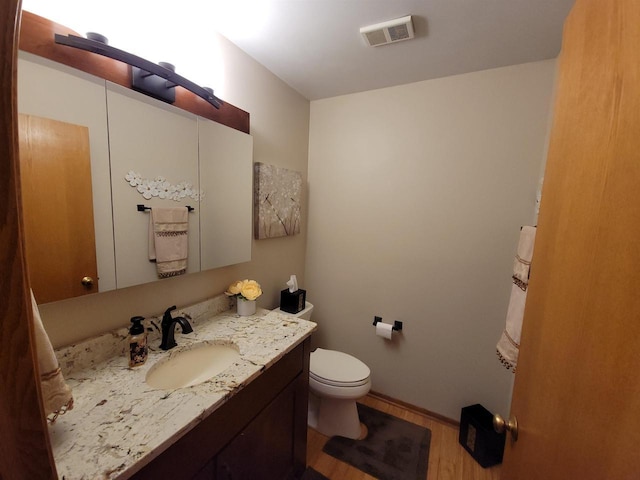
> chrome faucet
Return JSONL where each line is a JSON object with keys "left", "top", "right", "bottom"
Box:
{"left": 160, "top": 305, "right": 193, "bottom": 350}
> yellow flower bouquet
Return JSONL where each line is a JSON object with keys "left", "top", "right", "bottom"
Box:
{"left": 225, "top": 279, "right": 263, "bottom": 301}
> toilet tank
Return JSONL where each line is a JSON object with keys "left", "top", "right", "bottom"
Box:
{"left": 275, "top": 302, "right": 314, "bottom": 320}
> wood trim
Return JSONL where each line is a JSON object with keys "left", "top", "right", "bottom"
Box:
{"left": 0, "top": 2, "right": 57, "bottom": 479}
{"left": 18, "top": 11, "right": 250, "bottom": 134}
{"left": 368, "top": 390, "right": 460, "bottom": 427}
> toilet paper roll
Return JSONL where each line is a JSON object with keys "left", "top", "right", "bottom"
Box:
{"left": 376, "top": 321, "right": 394, "bottom": 340}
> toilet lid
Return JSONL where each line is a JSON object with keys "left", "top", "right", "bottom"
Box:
{"left": 310, "top": 348, "right": 370, "bottom": 387}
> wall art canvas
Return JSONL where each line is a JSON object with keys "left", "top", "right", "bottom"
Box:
{"left": 254, "top": 162, "right": 302, "bottom": 239}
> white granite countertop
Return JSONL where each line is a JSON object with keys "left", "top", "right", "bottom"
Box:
{"left": 48, "top": 295, "right": 316, "bottom": 480}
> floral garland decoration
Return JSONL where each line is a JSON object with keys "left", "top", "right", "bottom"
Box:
{"left": 125, "top": 171, "right": 204, "bottom": 201}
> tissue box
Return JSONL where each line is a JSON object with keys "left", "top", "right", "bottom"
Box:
{"left": 280, "top": 289, "right": 306, "bottom": 314}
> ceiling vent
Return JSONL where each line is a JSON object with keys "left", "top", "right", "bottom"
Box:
{"left": 360, "top": 15, "right": 414, "bottom": 47}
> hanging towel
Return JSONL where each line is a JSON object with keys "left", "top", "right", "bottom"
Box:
{"left": 31, "top": 290, "right": 74, "bottom": 423}
{"left": 512, "top": 226, "right": 536, "bottom": 291}
{"left": 497, "top": 226, "right": 536, "bottom": 372}
{"left": 148, "top": 207, "right": 189, "bottom": 278}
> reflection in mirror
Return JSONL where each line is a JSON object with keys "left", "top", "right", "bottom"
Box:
{"left": 18, "top": 52, "right": 116, "bottom": 303}
{"left": 17, "top": 16, "right": 253, "bottom": 304}
{"left": 19, "top": 114, "right": 98, "bottom": 303}
{"left": 106, "top": 82, "right": 201, "bottom": 289}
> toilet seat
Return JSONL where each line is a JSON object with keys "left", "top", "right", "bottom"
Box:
{"left": 310, "top": 372, "right": 369, "bottom": 387}
{"left": 309, "top": 374, "right": 371, "bottom": 400}
{"left": 310, "top": 348, "right": 370, "bottom": 387}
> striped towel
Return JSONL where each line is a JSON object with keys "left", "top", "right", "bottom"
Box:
{"left": 149, "top": 207, "right": 189, "bottom": 278}
{"left": 497, "top": 226, "right": 536, "bottom": 372}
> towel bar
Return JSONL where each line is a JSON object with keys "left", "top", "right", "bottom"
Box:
{"left": 137, "top": 204, "right": 194, "bottom": 212}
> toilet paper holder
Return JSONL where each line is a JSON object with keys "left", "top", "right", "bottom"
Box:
{"left": 373, "top": 316, "right": 403, "bottom": 331}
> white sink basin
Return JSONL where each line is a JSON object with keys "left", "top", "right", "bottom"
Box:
{"left": 146, "top": 343, "right": 240, "bottom": 389}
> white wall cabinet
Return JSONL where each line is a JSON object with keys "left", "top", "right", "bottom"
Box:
{"left": 18, "top": 53, "right": 253, "bottom": 298}
{"left": 107, "top": 83, "right": 201, "bottom": 288}
{"left": 18, "top": 53, "right": 116, "bottom": 293}
{"left": 199, "top": 119, "right": 253, "bottom": 271}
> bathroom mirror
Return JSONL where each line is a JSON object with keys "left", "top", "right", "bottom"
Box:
{"left": 18, "top": 53, "right": 116, "bottom": 300}
{"left": 17, "top": 48, "right": 252, "bottom": 303}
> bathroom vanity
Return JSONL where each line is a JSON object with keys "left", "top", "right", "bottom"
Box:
{"left": 50, "top": 296, "right": 316, "bottom": 479}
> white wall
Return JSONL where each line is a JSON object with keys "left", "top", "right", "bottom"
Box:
{"left": 306, "top": 60, "right": 556, "bottom": 419}
{"left": 36, "top": 32, "right": 310, "bottom": 348}
{"left": 34, "top": 30, "right": 556, "bottom": 421}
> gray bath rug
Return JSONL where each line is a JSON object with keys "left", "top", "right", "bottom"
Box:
{"left": 322, "top": 403, "right": 431, "bottom": 480}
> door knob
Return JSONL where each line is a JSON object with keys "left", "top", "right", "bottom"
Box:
{"left": 493, "top": 413, "right": 518, "bottom": 441}
{"left": 81, "top": 276, "right": 94, "bottom": 287}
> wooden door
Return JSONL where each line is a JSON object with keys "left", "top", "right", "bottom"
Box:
{"left": 0, "top": 2, "right": 57, "bottom": 478}
{"left": 500, "top": 1, "right": 640, "bottom": 478}
{"left": 19, "top": 114, "right": 98, "bottom": 303}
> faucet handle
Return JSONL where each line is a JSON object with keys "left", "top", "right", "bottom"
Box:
{"left": 163, "top": 305, "right": 177, "bottom": 320}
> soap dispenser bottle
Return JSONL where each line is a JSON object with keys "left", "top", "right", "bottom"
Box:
{"left": 128, "top": 316, "right": 148, "bottom": 367}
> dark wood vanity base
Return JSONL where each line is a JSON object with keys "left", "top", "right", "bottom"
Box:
{"left": 132, "top": 338, "right": 311, "bottom": 480}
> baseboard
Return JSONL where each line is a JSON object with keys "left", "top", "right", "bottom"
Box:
{"left": 367, "top": 391, "right": 460, "bottom": 427}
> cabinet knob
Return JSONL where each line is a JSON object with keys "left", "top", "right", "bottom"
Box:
{"left": 81, "top": 276, "right": 94, "bottom": 287}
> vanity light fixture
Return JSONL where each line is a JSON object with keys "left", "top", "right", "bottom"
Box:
{"left": 54, "top": 33, "right": 222, "bottom": 109}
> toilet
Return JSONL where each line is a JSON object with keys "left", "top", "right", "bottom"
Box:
{"left": 274, "top": 302, "right": 371, "bottom": 439}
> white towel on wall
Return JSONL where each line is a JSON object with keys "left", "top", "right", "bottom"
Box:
{"left": 497, "top": 226, "right": 537, "bottom": 372}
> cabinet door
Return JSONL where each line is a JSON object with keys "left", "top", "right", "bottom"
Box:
{"left": 198, "top": 119, "right": 252, "bottom": 270}
{"left": 216, "top": 381, "right": 295, "bottom": 480}
{"left": 191, "top": 459, "right": 215, "bottom": 480}
{"left": 17, "top": 53, "right": 116, "bottom": 296}
{"left": 107, "top": 82, "right": 200, "bottom": 288}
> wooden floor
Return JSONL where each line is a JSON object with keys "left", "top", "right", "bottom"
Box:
{"left": 306, "top": 394, "right": 501, "bottom": 480}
